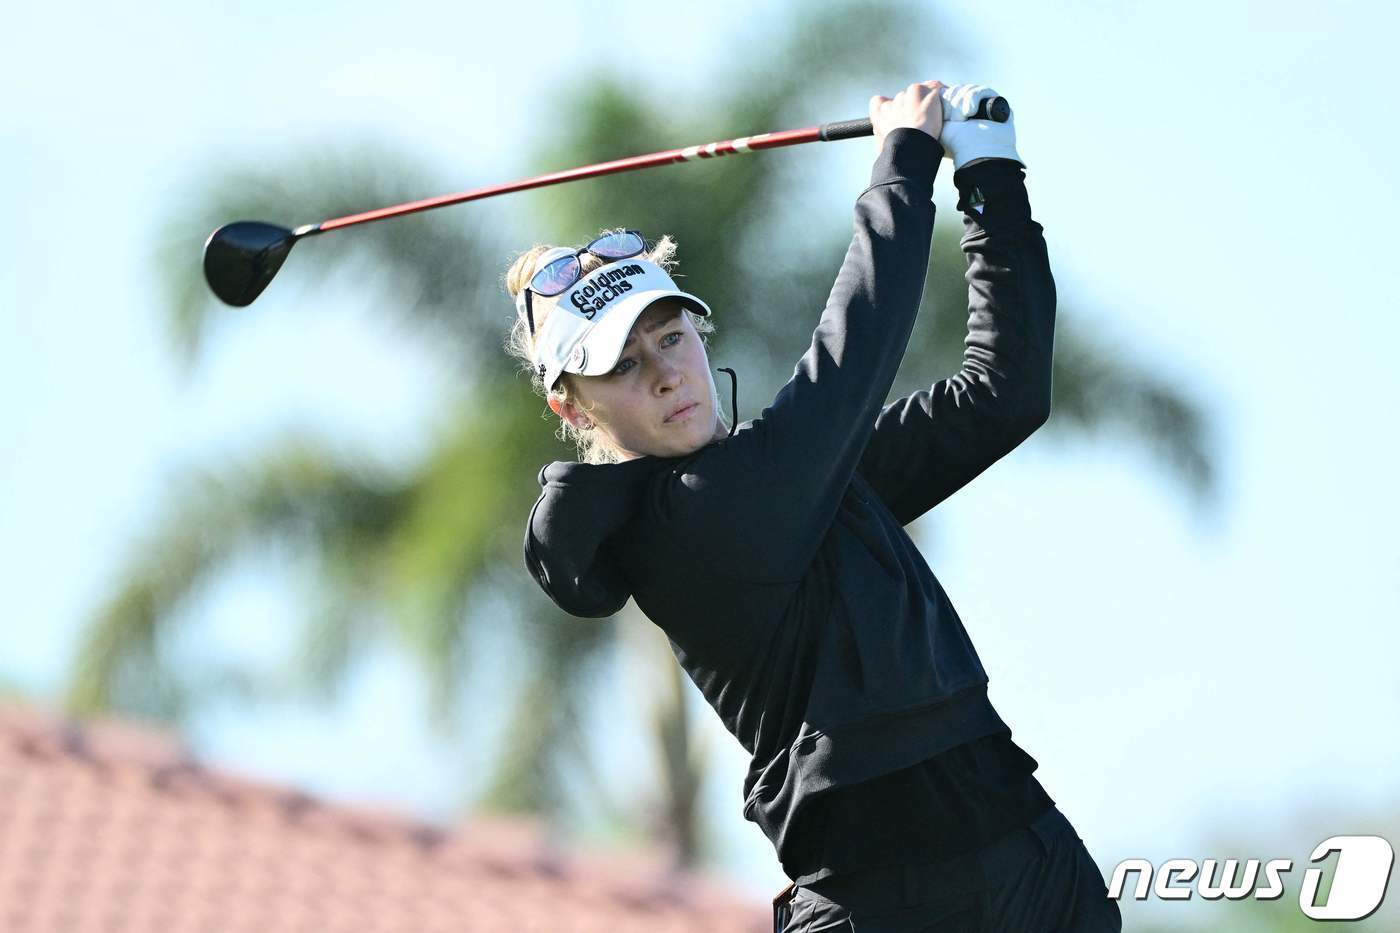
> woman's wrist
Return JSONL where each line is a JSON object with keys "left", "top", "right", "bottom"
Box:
{"left": 869, "top": 128, "right": 945, "bottom": 191}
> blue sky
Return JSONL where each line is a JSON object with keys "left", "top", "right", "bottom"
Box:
{"left": 3, "top": 0, "right": 1398, "bottom": 925}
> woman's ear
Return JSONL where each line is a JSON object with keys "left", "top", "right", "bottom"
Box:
{"left": 549, "top": 394, "right": 593, "bottom": 430}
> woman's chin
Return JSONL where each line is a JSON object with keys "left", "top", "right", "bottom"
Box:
{"left": 650, "top": 415, "right": 721, "bottom": 457}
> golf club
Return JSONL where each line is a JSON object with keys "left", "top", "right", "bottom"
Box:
{"left": 203, "top": 97, "right": 1010, "bottom": 307}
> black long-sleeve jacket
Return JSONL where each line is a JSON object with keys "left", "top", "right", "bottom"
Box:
{"left": 524, "top": 128, "right": 1057, "bottom": 866}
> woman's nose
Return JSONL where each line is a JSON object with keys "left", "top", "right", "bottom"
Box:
{"left": 654, "top": 359, "right": 683, "bottom": 392}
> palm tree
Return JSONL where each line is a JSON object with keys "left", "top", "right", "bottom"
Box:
{"left": 65, "top": 0, "right": 1215, "bottom": 870}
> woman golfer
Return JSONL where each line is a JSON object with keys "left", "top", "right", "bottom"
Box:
{"left": 505, "top": 80, "right": 1121, "bottom": 932}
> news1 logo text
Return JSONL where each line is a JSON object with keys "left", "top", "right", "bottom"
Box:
{"left": 1109, "top": 835, "right": 1394, "bottom": 921}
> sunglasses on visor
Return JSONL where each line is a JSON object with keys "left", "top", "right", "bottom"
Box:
{"left": 523, "top": 230, "right": 647, "bottom": 338}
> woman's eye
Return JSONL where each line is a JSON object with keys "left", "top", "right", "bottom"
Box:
{"left": 611, "top": 333, "right": 681, "bottom": 375}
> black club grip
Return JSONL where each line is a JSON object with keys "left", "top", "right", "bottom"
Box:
{"left": 819, "top": 118, "right": 877, "bottom": 141}
{"left": 818, "top": 96, "right": 1010, "bottom": 141}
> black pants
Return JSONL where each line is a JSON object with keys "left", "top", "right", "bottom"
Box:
{"left": 775, "top": 806, "right": 1122, "bottom": 932}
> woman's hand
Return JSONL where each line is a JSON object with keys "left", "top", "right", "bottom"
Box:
{"left": 869, "top": 80, "right": 945, "bottom": 151}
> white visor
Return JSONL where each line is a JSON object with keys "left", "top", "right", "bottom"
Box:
{"left": 519, "top": 254, "right": 711, "bottom": 391}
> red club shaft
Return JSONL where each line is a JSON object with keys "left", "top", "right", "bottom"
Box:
{"left": 305, "top": 126, "right": 827, "bottom": 236}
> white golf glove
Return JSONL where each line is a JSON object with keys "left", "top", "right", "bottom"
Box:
{"left": 937, "top": 84, "right": 1024, "bottom": 172}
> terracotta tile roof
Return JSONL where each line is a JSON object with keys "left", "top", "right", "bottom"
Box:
{"left": 0, "top": 704, "right": 769, "bottom": 932}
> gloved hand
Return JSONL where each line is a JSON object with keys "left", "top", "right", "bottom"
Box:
{"left": 936, "top": 84, "right": 1024, "bottom": 172}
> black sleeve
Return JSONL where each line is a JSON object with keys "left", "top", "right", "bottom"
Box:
{"left": 855, "top": 159, "right": 1056, "bottom": 525}
{"left": 670, "top": 128, "right": 942, "bottom": 583}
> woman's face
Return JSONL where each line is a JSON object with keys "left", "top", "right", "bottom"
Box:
{"left": 553, "top": 299, "right": 727, "bottom": 460}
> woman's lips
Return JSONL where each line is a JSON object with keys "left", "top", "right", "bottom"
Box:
{"left": 665, "top": 402, "right": 698, "bottom": 424}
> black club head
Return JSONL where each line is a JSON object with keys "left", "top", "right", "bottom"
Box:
{"left": 202, "top": 221, "right": 297, "bottom": 307}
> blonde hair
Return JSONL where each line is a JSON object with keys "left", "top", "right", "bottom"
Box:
{"left": 503, "top": 229, "right": 724, "bottom": 464}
